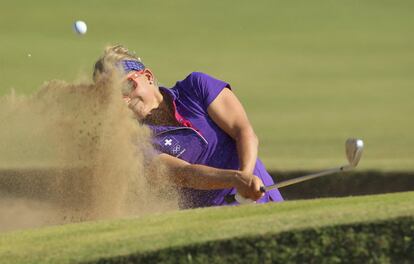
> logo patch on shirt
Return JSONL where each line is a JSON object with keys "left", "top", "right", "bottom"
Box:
{"left": 160, "top": 136, "right": 186, "bottom": 157}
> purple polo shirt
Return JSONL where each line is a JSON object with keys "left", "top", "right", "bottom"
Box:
{"left": 149, "top": 72, "right": 283, "bottom": 208}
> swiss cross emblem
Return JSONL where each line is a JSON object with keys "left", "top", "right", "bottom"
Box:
{"left": 164, "top": 139, "right": 172, "bottom": 146}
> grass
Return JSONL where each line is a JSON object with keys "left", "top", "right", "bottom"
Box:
{"left": 0, "top": 0, "right": 414, "bottom": 170}
{"left": 1, "top": 191, "right": 414, "bottom": 264}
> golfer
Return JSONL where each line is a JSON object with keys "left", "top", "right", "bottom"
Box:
{"left": 93, "top": 45, "right": 283, "bottom": 208}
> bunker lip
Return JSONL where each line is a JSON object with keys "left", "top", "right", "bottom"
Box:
{"left": 1, "top": 168, "right": 413, "bottom": 202}
{"left": 1, "top": 167, "right": 414, "bottom": 232}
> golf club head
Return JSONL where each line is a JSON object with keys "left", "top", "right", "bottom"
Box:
{"left": 345, "top": 138, "right": 364, "bottom": 167}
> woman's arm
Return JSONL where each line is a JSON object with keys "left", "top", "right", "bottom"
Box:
{"left": 207, "top": 88, "right": 259, "bottom": 174}
{"left": 153, "top": 153, "right": 264, "bottom": 201}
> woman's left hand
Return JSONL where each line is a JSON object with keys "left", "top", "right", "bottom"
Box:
{"left": 233, "top": 171, "right": 264, "bottom": 201}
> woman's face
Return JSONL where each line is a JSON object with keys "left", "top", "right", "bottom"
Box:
{"left": 123, "top": 70, "right": 160, "bottom": 120}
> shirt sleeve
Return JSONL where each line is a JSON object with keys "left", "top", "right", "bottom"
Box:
{"left": 177, "top": 72, "right": 231, "bottom": 112}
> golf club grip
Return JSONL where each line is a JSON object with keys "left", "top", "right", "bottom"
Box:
{"left": 224, "top": 186, "right": 266, "bottom": 204}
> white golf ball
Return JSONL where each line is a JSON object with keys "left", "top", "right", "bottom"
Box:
{"left": 73, "top": 20, "right": 87, "bottom": 35}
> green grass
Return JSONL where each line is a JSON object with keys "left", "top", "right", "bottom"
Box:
{"left": 1, "top": 0, "right": 413, "bottom": 170}
{"left": 1, "top": 191, "right": 414, "bottom": 264}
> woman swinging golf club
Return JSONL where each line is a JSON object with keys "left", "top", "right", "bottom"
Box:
{"left": 93, "top": 45, "right": 284, "bottom": 208}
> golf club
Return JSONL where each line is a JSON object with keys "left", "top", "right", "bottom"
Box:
{"left": 226, "top": 138, "right": 364, "bottom": 204}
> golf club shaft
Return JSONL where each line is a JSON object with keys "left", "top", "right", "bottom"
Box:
{"left": 224, "top": 164, "right": 352, "bottom": 204}
{"left": 263, "top": 165, "right": 351, "bottom": 191}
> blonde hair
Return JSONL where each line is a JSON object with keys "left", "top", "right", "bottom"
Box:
{"left": 93, "top": 45, "right": 141, "bottom": 82}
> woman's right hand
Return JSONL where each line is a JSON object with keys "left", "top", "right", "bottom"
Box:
{"left": 234, "top": 171, "right": 264, "bottom": 201}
